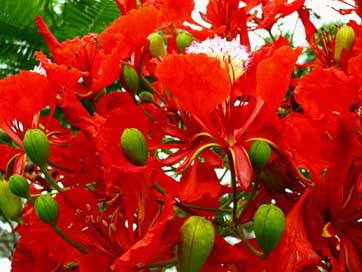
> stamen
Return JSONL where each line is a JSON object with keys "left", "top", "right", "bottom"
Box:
{"left": 186, "top": 35, "right": 250, "bottom": 81}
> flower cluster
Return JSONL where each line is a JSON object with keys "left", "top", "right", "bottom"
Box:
{"left": 1, "top": 0, "right": 362, "bottom": 271}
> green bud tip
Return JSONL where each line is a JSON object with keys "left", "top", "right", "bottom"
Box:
{"left": 180, "top": 216, "right": 215, "bottom": 272}
{"left": 34, "top": 194, "right": 59, "bottom": 225}
{"left": 147, "top": 33, "right": 166, "bottom": 57}
{"left": 122, "top": 64, "right": 139, "bottom": 93}
{"left": 23, "top": 129, "right": 50, "bottom": 166}
{"left": 334, "top": 25, "right": 355, "bottom": 64}
{"left": 248, "top": 140, "right": 271, "bottom": 170}
{"left": 120, "top": 128, "right": 148, "bottom": 166}
{"left": 8, "top": 174, "right": 30, "bottom": 198}
{"left": 253, "top": 204, "right": 286, "bottom": 257}
{"left": 0, "top": 180, "right": 22, "bottom": 220}
{"left": 176, "top": 31, "right": 193, "bottom": 52}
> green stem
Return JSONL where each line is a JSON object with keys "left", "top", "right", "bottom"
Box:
{"left": 52, "top": 225, "right": 88, "bottom": 254}
{"left": 226, "top": 150, "right": 238, "bottom": 224}
{"left": 47, "top": 160, "right": 74, "bottom": 173}
{"left": 221, "top": 191, "right": 247, "bottom": 209}
{"left": 154, "top": 182, "right": 166, "bottom": 194}
{"left": 39, "top": 165, "right": 64, "bottom": 192}
{"left": 219, "top": 168, "right": 229, "bottom": 182}
{"left": 26, "top": 195, "right": 34, "bottom": 205}
{"left": 39, "top": 165, "right": 79, "bottom": 211}
{"left": 180, "top": 203, "right": 231, "bottom": 213}
{"left": 3, "top": 215, "right": 17, "bottom": 242}
{"left": 30, "top": 187, "right": 71, "bottom": 198}
{"left": 139, "top": 66, "right": 166, "bottom": 104}
{"left": 237, "top": 180, "right": 259, "bottom": 222}
{"left": 234, "top": 226, "right": 264, "bottom": 258}
{"left": 154, "top": 183, "right": 197, "bottom": 215}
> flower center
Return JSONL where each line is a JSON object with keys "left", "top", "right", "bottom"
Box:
{"left": 186, "top": 35, "right": 250, "bottom": 82}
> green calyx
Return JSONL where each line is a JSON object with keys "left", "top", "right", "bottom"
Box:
{"left": 120, "top": 128, "right": 148, "bottom": 166}
{"left": 248, "top": 140, "right": 271, "bottom": 171}
{"left": 0, "top": 180, "right": 22, "bottom": 220}
{"left": 176, "top": 31, "right": 193, "bottom": 52}
{"left": 23, "top": 129, "right": 50, "bottom": 166}
{"left": 122, "top": 64, "right": 139, "bottom": 93}
{"left": 253, "top": 204, "right": 286, "bottom": 257}
{"left": 179, "top": 216, "right": 215, "bottom": 272}
{"left": 334, "top": 25, "right": 355, "bottom": 64}
{"left": 8, "top": 174, "right": 30, "bottom": 198}
{"left": 34, "top": 194, "right": 59, "bottom": 225}
{"left": 147, "top": 32, "right": 166, "bottom": 57}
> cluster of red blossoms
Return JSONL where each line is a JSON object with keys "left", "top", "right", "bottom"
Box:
{"left": 1, "top": 0, "right": 362, "bottom": 271}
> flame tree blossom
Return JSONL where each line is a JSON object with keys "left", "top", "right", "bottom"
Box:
{"left": 0, "top": 1, "right": 362, "bottom": 271}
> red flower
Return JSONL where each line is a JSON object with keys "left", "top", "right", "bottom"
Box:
{"left": 295, "top": 67, "right": 357, "bottom": 120}
{"left": 156, "top": 43, "right": 300, "bottom": 189}
{"left": 303, "top": 117, "right": 362, "bottom": 270}
{"left": 36, "top": 17, "right": 120, "bottom": 95}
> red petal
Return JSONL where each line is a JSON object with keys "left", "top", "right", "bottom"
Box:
{"left": 229, "top": 145, "right": 253, "bottom": 190}
{"left": 100, "top": 6, "right": 160, "bottom": 56}
{"left": 295, "top": 67, "right": 357, "bottom": 120}
{"left": 156, "top": 54, "right": 231, "bottom": 120}
{"left": 111, "top": 197, "right": 174, "bottom": 270}
{"left": 35, "top": 16, "right": 60, "bottom": 55}
{"left": 281, "top": 114, "right": 328, "bottom": 177}
{"left": 256, "top": 45, "right": 301, "bottom": 113}
{"left": 179, "top": 162, "right": 222, "bottom": 203}
{"left": 0, "top": 71, "right": 55, "bottom": 131}
{"left": 342, "top": 237, "right": 362, "bottom": 272}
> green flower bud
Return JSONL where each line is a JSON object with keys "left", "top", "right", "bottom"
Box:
{"left": 180, "top": 216, "right": 215, "bottom": 272}
{"left": 120, "top": 128, "right": 148, "bottom": 166}
{"left": 122, "top": 64, "right": 139, "bottom": 93}
{"left": 0, "top": 180, "right": 22, "bottom": 220}
{"left": 248, "top": 141, "right": 271, "bottom": 170}
{"left": 334, "top": 25, "right": 355, "bottom": 64}
{"left": 147, "top": 33, "right": 166, "bottom": 57}
{"left": 176, "top": 31, "right": 193, "bottom": 52}
{"left": 8, "top": 174, "right": 30, "bottom": 198}
{"left": 23, "top": 129, "right": 50, "bottom": 166}
{"left": 34, "top": 194, "right": 59, "bottom": 225}
{"left": 253, "top": 204, "right": 286, "bottom": 256}
{"left": 139, "top": 91, "right": 154, "bottom": 102}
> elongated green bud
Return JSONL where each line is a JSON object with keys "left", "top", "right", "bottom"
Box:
{"left": 253, "top": 204, "right": 286, "bottom": 256}
{"left": 23, "top": 129, "right": 50, "bottom": 166}
{"left": 34, "top": 194, "right": 59, "bottom": 225}
{"left": 122, "top": 64, "right": 139, "bottom": 93}
{"left": 248, "top": 141, "right": 271, "bottom": 171}
{"left": 334, "top": 25, "right": 355, "bottom": 64}
{"left": 8, "top": 174, "right": 30, "bottom": 198}
{"left": 176, "top": 31, "right": 193, "bottom": 52}
{"left": 147, "top": 33, "right": 166, "bottom": 57}
{"left": 0, "top": 180, "right": 22, "bottom": 220}
{"left": 180, "top": 216, "right": 215, "bottom": 272}
{"left": 139, "top": 91, "right": 154, "bottom": 102}
{"left": 120, "top": 128, "right": 148, "bottom": 166}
